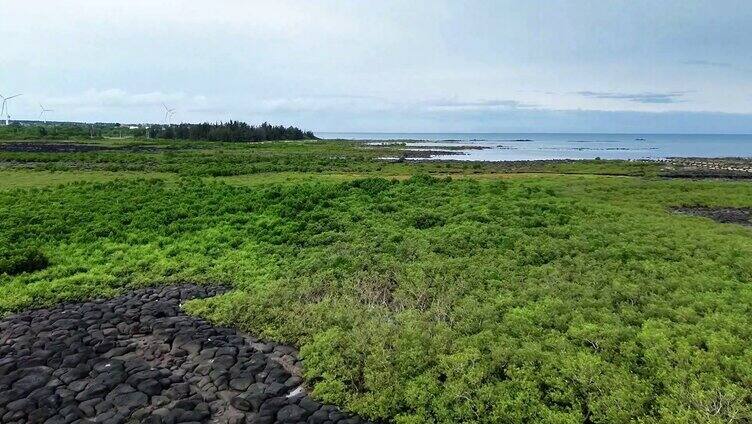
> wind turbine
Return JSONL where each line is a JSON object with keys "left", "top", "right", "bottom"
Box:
{"left": 39, "top": 104, "right": 53, "bottom": 123}
{"left": 0, "top": 94, "right": 22, "bottom": 126}
{"left": 162, "top": 103, "right": 176, "bottom": 125}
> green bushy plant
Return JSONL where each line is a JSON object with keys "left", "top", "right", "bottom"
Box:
{"left": 1, "top": 162, "right": 752, "bottom": 422}
{"left": 0, "top": 246, "right": 49, "bottom": 276}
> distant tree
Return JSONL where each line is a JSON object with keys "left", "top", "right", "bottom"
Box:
{"left": 0, "top": 120, "right": 316, "bottom": 142}
{"left": 148, "top": 121, "right": 317, "bottom": 142}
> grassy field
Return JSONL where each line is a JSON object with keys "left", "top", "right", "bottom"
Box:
{"left": 0, "top": 138, "right": 662, "bottom": 176}
{"left": 0, "top": 169, "right": 176, "bottom": 189}
{"left": 1, "top": 139, "right": 751, "bottom": 423}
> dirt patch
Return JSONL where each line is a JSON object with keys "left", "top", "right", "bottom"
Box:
{"left": 672, "top": 206, "right": 752, "bottom": 226}
{"left": 0, "top": 142, "right": 110, "bottom": 153}
{"left": 661, "top": 169, "right": 752, "bottom": 179}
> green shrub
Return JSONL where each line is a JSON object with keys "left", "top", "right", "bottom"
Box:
{"left": 0, "top": 247, "right": 49, "bottom": 275}
{"left": 347, "top": 177, "right": 395, "bottom": 196}
{"left": 410, "top": 212, "right": 446, "bottom": 229}
{"left": 2, "top": 162, "right": 752, "bottom": 423}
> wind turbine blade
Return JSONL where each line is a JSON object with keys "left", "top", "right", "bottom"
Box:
{"left": 7, "top": 94, "right": 21, "bottom": 100}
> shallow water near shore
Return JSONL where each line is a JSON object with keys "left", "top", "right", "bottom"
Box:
{"left": 317, "top": 132, "right": 752, "bottom": 160}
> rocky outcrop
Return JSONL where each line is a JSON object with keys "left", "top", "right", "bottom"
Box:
{"left": 0, "top": 285, "right": 373, "bottom": 424}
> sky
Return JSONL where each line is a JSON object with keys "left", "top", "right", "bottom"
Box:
{"left": 1, "top": 0, "right": 751, "bottom": 133}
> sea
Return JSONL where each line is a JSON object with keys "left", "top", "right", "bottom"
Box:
{"left": 315, "top": 132, "right": 752, "bottom": 161}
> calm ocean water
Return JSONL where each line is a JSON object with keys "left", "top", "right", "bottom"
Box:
{"left": 315, "top": 132, "right": 752, "bottom": 161}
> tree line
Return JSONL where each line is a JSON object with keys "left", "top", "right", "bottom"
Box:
{"left": 0, "top": 121, "right": 317, "bottom": 142}
{"left": 147, "top": 121, "right": 317, "bottom": 142}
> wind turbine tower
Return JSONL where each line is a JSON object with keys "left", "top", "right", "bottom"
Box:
{"left": 162, "top": 103, "right": 176, "bottom": 125}
{"left": 39, "top": 104, "right": 54, "bottom": 123}
{"left": 0, "top": 94, "right": 22, "bottom": 126}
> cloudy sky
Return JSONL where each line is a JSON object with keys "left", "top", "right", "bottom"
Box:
{"left": 1, "top": 0, "right": 751, "bottom": 133}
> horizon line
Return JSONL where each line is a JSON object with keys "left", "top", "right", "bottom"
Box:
{"left": 315, "top": 131, "right": 752, "bottom": 136}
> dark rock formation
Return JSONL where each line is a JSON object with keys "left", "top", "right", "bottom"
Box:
{"left": 0, "top": 285, "right": 373, "bottom": 424}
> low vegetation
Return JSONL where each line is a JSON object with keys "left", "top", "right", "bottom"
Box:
{"left": 0, "top": 137, "right": 660, "bottom": 177}
{"left": 0, "top": 246, "right": 49, "bottom": 276}
{"left": 0, "top": 122, "right": 114, "bottom": 139}
{"left": 1, "top": 139, "right": 751, "bottom": 423}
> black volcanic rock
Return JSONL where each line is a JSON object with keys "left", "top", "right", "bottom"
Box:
{"left": 0, "top": 285, "right": 374, "bottom": 423}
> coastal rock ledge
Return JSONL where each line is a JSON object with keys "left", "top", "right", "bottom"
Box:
{"left": 0, "top": 285, "right": 374, "bottom": 424}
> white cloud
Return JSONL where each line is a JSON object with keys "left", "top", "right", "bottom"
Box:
{"left": 424, "top": 98, "right": 537, "bottom": 111}
{"left": 16, "top": 89, "right": 215, "bottom": 123}
{"left": 577, "top": 91, "right": 689, "bottom": 104}
{"left": 44, "top": 89, "right": 194, "bottom": 108}
{"left": 255, "top": 95, "right": 397, "bottom": 114}
{"left": 1, "top": 0, "right": 751, "bottom": 130}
